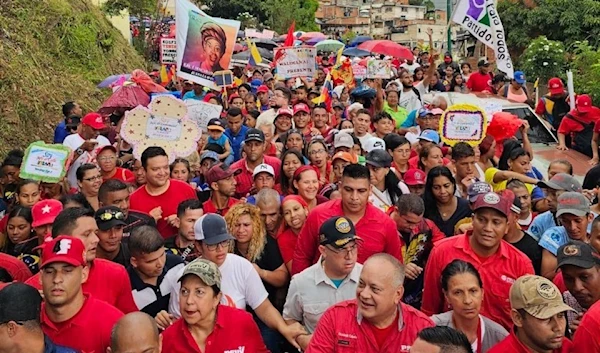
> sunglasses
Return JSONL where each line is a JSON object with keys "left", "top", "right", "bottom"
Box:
{"left": 99, "top": 211, "right": 125, "bottom": 222}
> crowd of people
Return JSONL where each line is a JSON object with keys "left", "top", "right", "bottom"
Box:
{"left": 3, "top": 30, "right": 600, "bottom": 353}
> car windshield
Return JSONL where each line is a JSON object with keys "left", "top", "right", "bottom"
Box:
{"left": 504, "top": 107, "right": 557, "bottom": 144}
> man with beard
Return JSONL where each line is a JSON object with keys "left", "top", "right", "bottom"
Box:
{"left": 466, "top": 58, "right": 493, "bottom": 93}
{"left": 256, "top": 86, "right": 292, "bottom": 128}
{"left": 202, "top": 163, "right": 241, "bottom": 216}
{"left": 164, "top": 199, "right": 203, "bottom": 262}
{"left": 488, "top": 275, "right": 574, "bottom": 353}
{"left": 230, "top": 129, "right": 282, "bottom": 198}
{"left": 40, "top": 236, "right": 123, "bottom": 353}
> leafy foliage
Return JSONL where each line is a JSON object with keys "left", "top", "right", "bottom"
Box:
{"left": 102, "top": 0, "right": 156, "bottom": 17}
{"left": 521, "top": 36, "right": 566, "bottom": 83}
{"left": 570, "top": 41, "right": 600, "bottom": 104}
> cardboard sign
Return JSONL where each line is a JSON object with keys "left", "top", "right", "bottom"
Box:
{"left": 366, "top": 60, "right": 392, "bottom": 79}
{"left": 213, "top": 70, "right": 234, "bottom": 87}
{"left": 352, "top": 64, "right": 367, "bottom": 80}
{"left": 185, "top": 100, "right": 223, "bottom": 132}
{"left": 20, "top": 142, "right": 71, "bottom": 183}
{"left": 439, "top": 104, "right": 488, "bottom": 147}
{"left": 274, "top": 47, "right": 317, "bottom": 79}
{"left": 160, "top": 38, "right": 177, "bottom": 65}
{"left": 121, "top": 95, "right": 202, "bottom": 162}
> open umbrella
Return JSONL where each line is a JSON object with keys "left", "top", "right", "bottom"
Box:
{"left": 97, "top": 74, "right": 131, "bottom": 88}
{"left": 232, "top": 47, "right": 274, "bottom": 61}
{"left": 233, "top": 43, "right": 246, "bottom": 53}
{"left": 342, "top": 47, "right": 371, "bottom": 57}
{"left": 358, "top": 40, "right": 412, "bottom": 60}
{"left": 98, "top": 85, "right": 150, "bottom": 116}
{"left": 348, "top": 35, "right": 372, "bottom": 47}
{"left": 315, "top": 39, "right": 345, "bottom": 52}
{"left": 306, "top": 37, "right": 326, "bottom": 46}
{"left": 300, "top": 32, "right": 326, "bottom": 41}
{"left": 237, "top": 30, "right": 245, "bottom": 38}
{"left": 253, "top": 38, "right": 279, "bottom": 51}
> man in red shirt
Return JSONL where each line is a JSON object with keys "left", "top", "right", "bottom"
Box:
{"left": 292, "top": 164, "right": 403, "bottom": 275}
{"left": 25, "top": 207, "right": 138, "bottom": 314}
{"left": 202, "top": 162, "right": 241, "bottom": 216}
{"left": 556, "top": 94, "right": 600, "bottom": 155}
{"left": 306, "top": 254, "right": 434, "bottom": 353}
{"left": 230, "top": 128, "right": 281, "bottom": 198}
{"left": 466, "top": 58, "right": 493, "bottom": 93}
{"left": 129, "top": 146, "right": 197, "bottom": 238}
{"left": 421, "top": 192, "right": 535, "bottom": 329}
{"left": 40, "top": 236, "right": 124, "bottom": 353}
{"left": 488, "top": 275, "right": 574, "bottom": 353}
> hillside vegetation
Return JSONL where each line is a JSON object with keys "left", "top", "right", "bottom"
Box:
{"left": 0, "top": 0, "right": 147, "bottom": 154}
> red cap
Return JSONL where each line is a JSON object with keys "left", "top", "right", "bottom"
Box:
{"left": 257, "top": 85, "right": 269, "bottom": 94}
{"left": 576, "top": 94, "right": 593, "bottom": 113}
{"left": 31, "top": 199, "right": 63, "bottom": 228}
{"left": 40, "top": 236, "right": 86, "bottom": 269}
{"left": 205, "top": 163, "right": 242, "bottom": 185}
{"left": 97, "top": 145, "right": 117, "bottom": 155}
{"left": 81, "top": 113, "right": 105, "bottom": 130}
{"left": 282, "top": 195, "right": 308, "bottom": 208}
{"left": 403, "top": 169, "right": 426, "bottom": 186}
{"left": 276, "top": 107, "right": 293, "bottom": 117}
{"left": 228, "top": 93, "right": 241, "bottom": 103}
{"left": 293, "top": 103, "right": 310, "bottom": 115}
{"left": 472, "top": 192, "right": 510, "bottom": 218}
{"left": 548, "top": 78, "right": 564, "bottom": 95}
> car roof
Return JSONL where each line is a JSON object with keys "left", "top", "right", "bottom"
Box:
{"left": 422, "top": 92, "right": 531, "bottom": 109}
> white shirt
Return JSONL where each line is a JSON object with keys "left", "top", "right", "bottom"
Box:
{"left": 405, "top": 126, "right": 421, "bottom": 145}
{"left": 398, "top": 81, "right": 426, "bottom": 113}
{"left": 283, "top": 261, "right": 362, "bottom": 333}
{"left": 400, "top": 62, "right": 421, "bottom": 75}
{"left": 169, "top": 253, "right": 268, "bottom": 317}
{"left": 63, "top": 133, "right": 110, "bottom": 189}
{"left": 368, "top": 182, "right": 409, "bottom": 213}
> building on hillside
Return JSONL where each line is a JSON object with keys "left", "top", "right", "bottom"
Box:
{"left": 316, "top": 1, "right": 371, "bottom": 35}
{"left": 90, "top": 0, "right": 132, "bottom": 43}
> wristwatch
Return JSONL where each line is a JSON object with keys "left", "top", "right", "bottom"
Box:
{"left": 76, "top": 148, "right": 84, "bottom": 155}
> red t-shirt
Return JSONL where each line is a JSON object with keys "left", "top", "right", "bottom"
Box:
{"left": 291, "top": 199, "right": 403, "bottom": 275}
{"left": 276, "top": 227, "right": 299, "bottom": 264}
{"left": 558, "top": 108, "right": 600, "bottom": 135}
{"left": 41, "top": 294, "right": 123, "bottom": 353}
{"left": 103, "top": 167, "right": 135, "bottom": 183}
{"left": 421, "top": 232, "right": 535, "bottom": 330}
{"left": 489, "top": 330, "right": 572, "bottom": 353}
{"left": 26, "top": 258, "right": 137, "bottom": 314}
{"left": 573, "top": 299, "right": 600, "bottom": 352}
{"left": 161, "top": 305, "right": 269, "bottom": 353}
{"left": 466, "top": 72, "right": 493, "bottom": 93}
{"left": 202, "top": 197, "right": 240, "bottom": 216}
{"left": 305, "top": 300, "right": 434, "bottom": 353}
{"left": 230, "top": 156, "right": 282, "bottom": 198}
{"left": 408, "top": 156, "right": 451, "bottom": 170}
{"left": 363, "top": 311, "right": 400, "bottom": 349}
{"left": 129, "top": 179, "right": 197, "bottom": 238}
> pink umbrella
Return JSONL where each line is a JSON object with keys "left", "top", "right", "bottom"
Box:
{"left": 358, "top": 40, "right": 413, "bottom": 60}
{"left": 98, "top": 85, "right": 150, "bottom": 116}
{"left": 300, "top": 32, "right": 326, "bottom": 41}
{"left": 234, "top": 43, "right": 246, "bottom": 53}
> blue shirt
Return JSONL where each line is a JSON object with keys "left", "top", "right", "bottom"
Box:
{"left": 528, "top": 211, "right": 556, "bottom": 241}
{"left": 53, "top": 121, "right": 69, "bottom": 143}
{"left": 44, "top": 336, "right": 78, "bottom": 353}
{"left": 225, "top": 125, "right": 249, "bottom": 161}
{"left": 405, "top": 109, "right": 418, "bottom": 128}
{"left": 208, "top": 134, "right": 228, "bottom": 148}
{"left": 182, "top": 90, "right": 205, "bottom": 101}
{"left": 539, "top": 226, "right": 569, "bottom": 255}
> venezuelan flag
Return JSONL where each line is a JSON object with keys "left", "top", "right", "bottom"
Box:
{"left": 247, "top": 39, "right": 263, "bottom": 67}
{"left": 311, "top": 73, "right": 333, "bottom": 111}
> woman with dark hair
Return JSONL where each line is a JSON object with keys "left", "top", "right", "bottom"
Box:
{"left": 418, "top": 145, "right": 444, "bottom": 174}
{"left": 385, "top": 134, "right": 411, "bottom": 179}
{"left": 338, "top": 119, "right": 353, "bottom": 130}
{"left": 424, "top": 166, "right": 471, "bottom": 238}
{"left": 413, "top": 67, "right": 425, "bottom": 84}
{"left": 0, "top": 206, "right": 40, "bottom": 274}
{"left": 59, "top": 193, "right": 93, "bottom": 210}
{"left": 476, "top": 135, "right": 497, "bottom": 172}
{"left": 170, "top": 158, "right": 192, "bottom": 183}
{"left": 450, "top": 73, "right": 468, "bottom": 93}
{"left": 281, "top": 129, "right": 307, "bottom": 161}
{"left": 366, "top": 150, "right": 408, "bottom": 212}
{"left": 485, "top": 146, "right": 541, "bottom": 194}
{"left": 15, "top": 179, "right": 41, "bottom": 207}
{"left": 431, "top": 260, "right": 508, "bottom": 352}
{"left": 1, "top": 149, "right": 24, "bottom": 205}
{"left": 277, "top": 149, "right": 306, "bottom": 196}
{"left": 292, "top": 166, "right": 328, "bottom": 211}
{"left": 199, "top": 22, "right": 227, "bottom": 72}
{"left": 306, "top": 139, "right": 332, "bottom": 186}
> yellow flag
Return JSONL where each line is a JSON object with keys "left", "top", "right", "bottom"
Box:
{"left": 246, "top": 38, "right": 263, "bottom": 65}
{"left": 534, "top": 77, "right": 540, "bottom": 89}
{"left": 335, "top": 46, "right": 344, "bottom": 66}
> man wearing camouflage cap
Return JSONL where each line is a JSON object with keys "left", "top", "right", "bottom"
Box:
{"left": 488, "top": 275, "right": 575, "bottom": 353}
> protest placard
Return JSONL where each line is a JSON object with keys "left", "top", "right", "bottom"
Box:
{"left": 439, "top": 104, "right": 488, "bottom": 147}
{"left": 176, "top": 0, "right": 241, "bottom": 89}
{"left": 160, "top": 38, "right": 177, "bottom": 65}
{"left": 274, "top": 47, "right": 317, "bottom": 79}
{"left": 366, "top": 60, "right": 392, "bottom": 79}
{"left": 121, "top": 95, "right": 202, "bottom": 162}
{"left": 245, "top": 28, "right": 274, "bottom": 39}
{"left": 352, "top": 64, "right": 367, "bottom": 80}
{"left": 20, "top": 142, "right": 71, "bottom": 183}
{"left": 185, "top": 100, "right": 223, "bottom": 132}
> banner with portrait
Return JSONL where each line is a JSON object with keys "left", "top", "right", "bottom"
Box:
{"left": 176, "top": 0, "right": 240, "bottom": 89}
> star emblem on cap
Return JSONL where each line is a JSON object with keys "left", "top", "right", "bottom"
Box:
{"left": 41, "top": 205, "right": 51, "bottom": 214}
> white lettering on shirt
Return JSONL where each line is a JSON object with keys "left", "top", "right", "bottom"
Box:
{"left": 224, "top": 346, "right": 245, "bottom": 353}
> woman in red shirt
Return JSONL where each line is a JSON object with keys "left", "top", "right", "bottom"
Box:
{"left": 97, "top": 146, "right": 134, "bottom": 183}
{"left": 306, "top": 139, "right": 332, "bottom": 187}
{"left": 277, "top": 195, "right": 309, "bottom": 273}
{"left": 292, "top": 166, "right": 328, "bottom": 211}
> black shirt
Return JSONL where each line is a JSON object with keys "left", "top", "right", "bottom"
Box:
{"left": 427, "top": 197, "right": 472, "bottom": 238}
{"left": 110, "top": 243, "right": 131, "bottom": 268}
{"left": 508, "top": 230, "right": 543, "bottom": 275}
{"left": 164, "top": 235, "right": 200, "bottom": 263}
{"left": 1, "top": 237, "right": 40, "bottom": 274}
{"left": 123, "top": 210, "right": 156, "bottom": 237}
{"left": 583, "top": 165, "right": 600, "bottom": 190}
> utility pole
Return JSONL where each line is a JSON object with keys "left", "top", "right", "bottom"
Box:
{"left": 447, "top": 0, "right": 452, "bottom": 53}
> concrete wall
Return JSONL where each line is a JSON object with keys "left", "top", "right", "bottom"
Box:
{"left": 90, "top": 0, "right": 132, "bottom": 44}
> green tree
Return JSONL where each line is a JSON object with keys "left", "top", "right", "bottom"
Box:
{"left": 521, "top": 36, "right": 567, "bottom": 83}
{"left": 261, "top": 0, "right": 319, "bottom": 33}
{"left": 571, "top": 41, "right": 600, "bottom": 103}
{"left": 102, "top": 0, "right": 156, "bottom": 17}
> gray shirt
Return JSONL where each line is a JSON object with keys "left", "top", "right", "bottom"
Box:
{"left": 283, "top": 260, "right": 362, "bottom": 333}
{"left": 431, "top": 311, "right": 508, "bottom": 352}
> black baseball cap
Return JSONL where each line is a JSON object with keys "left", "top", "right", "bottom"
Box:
{"left": 319, "top": 216, "right": 361, "bottom": 249}
{"left": 95, "top": 206, "right": 127, "bottom": 231}
{"left": 0, "top": 283, "right": 42, "bottom": 324}
{"left": 365, "top": 149, "right": 392, "bottom": 168}
{"left": 557, "top": 240, "right": 600, "bottom": 270}
{"left": 244, "top": 128, "right": 265, "bottom": 143}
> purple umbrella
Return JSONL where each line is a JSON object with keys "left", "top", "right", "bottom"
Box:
{"left": 97, "top": 74, "right": 131, "bottom": 88}
{"left": 306, "top": 37, "right": 326, "bottom": 46}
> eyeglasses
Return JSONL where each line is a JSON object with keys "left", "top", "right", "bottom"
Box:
{"left": 83, "top": 175, "right": 102, "bottom": 182}
{"left": 327, "top": 243, "right": 358, "bottom": 256}
{"left": 99, "top": 211, "right": 125, "bottom": 221}
{"left": 205, "top": 240, "right": 230, "bottom": 251}
{"left": 309, "top": 148, "right": 326, "bottom": 156}
{"left": 98, "top": 156, "right": 117, "bottom": 162}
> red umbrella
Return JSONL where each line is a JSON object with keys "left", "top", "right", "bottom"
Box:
{"left": 98, "top": 85, "right": 150, "bottom": 116}
{"left": 300, "top": 32, "right": 326, "bottom": 41}
{"left": 233, "top": 43, "right": 246, "bottom": 53}
{"left": 358, "top": 40, "right": 412, "bottom": 60}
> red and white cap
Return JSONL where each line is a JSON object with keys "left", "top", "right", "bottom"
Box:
{"left": 403, "top": 169, "right": 426, "bottom": 186}
{"left": 576, "top": 94, "right": 593, "bottom": 113}
{"left": 81, "top": 112, "right": 105, "bottom": 130}
{"left": 548, "top": 78, "right": 565, "bottom": 95}
{"left": 293, "top": 103, "right": 310, "bottom": 115}
{"left": 40, "top": 236, "right": 86, "bottom": 269}
{"left": 31, "top": 199, "right": 63, "bottom": 228}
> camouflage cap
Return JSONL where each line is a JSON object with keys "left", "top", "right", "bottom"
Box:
{"left": 510, "top": 275, "right": 575, "bottom": 320}
{"left": 178, "top": 258, "right": 222, "bottom": 289}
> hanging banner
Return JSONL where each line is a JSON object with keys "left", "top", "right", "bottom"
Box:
{"left": 439, "top": 104, "right": 488, "bottom": 147}
{"left": 245, "top": 28, "right": 275, "bottom": 39}
{"left": 185, "top": 100, "right": 223, "bottom": 132}
{"left": 366, "top": 60, "right": 392, "bottom": 79}
{"left": 274, "top": 47, "right": 317, "bottom": 79}
{"left": 176, "top": 0, "right": 240, "bottom": 89}
{"left": 452, "top": 0, "right": 514, "bottom": 78}
{"left": 20, "top": 142, "right": 71, "bottom": 183}
{"left": 121, "top": 95, "right": 202, "bottom": 162}
{"left": 352, "top": 64, "right": 367, "bottom": 80}
{"left": 160, "top": 38, "right": 177, "bottom": 64}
